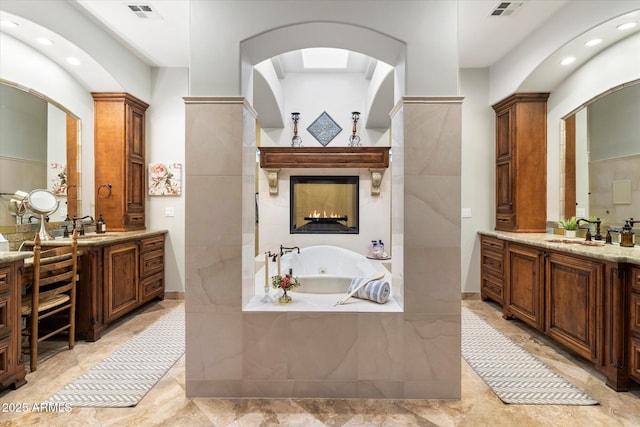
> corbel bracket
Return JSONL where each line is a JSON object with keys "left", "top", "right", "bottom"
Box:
{"left": 369, "top": 168, "right": 385, "bottom": 196}
{"left": 265, "top": 168, "right": 280, "bottom": 195}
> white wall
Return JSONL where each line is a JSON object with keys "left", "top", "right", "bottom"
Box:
{"left": 146, "top": 67, "right": 188, "bottom": 293}
{"left": 190, "top": 1, "right": 459, "bottom": 97}
{"left": 460, "top": 68, "right": 495, "bottom": 293}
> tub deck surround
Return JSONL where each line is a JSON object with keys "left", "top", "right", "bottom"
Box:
{"left": 185, "top": 97, "right": 461, "bottom": 398}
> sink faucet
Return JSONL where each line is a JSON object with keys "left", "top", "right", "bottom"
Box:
{"left": 280, "top": 245, "right": 300, "bottom": 257}
{"left": 576, "top": 217, "right": 602, "bottom": 241}
{"left": 72, "top": 215, "right": 94, "bottom": 236}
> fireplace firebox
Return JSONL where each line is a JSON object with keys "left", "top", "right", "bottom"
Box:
{"left": 290, "top": 176, "right": 359, "bottom": 234}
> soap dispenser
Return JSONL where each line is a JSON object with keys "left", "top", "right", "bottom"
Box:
{"left": 96, "top": 214, "right": 106, "bottom": 234}
{"left": 620, "top": 219, "right": 635, "bottom": 247}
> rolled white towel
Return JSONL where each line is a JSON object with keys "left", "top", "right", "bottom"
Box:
{"left": 347, "top": 277, "right": 390, "bottom": 304}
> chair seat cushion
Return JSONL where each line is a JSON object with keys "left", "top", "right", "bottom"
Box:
{"left": 21, "top": 294, "right": 70, "bottom": 315}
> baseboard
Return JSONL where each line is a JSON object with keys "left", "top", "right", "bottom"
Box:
{"left": 164, "top": 291, "right": 185, "bottom": 300}
{"left": 461, "top": 292, "right": 481, "bottom": 300}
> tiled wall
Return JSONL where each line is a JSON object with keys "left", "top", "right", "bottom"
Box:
{"left": 184, "top": 96, "right": 462, "bottom": 398}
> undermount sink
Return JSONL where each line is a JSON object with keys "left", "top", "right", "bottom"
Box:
{"left": 545, "top": 238, "right": 605, "bottom": 247}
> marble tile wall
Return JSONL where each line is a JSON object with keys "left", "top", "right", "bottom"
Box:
{"left": 184, "top": 96, "right": 461, "bottom": 399}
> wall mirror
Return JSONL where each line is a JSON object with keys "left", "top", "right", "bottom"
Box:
{"left": 0, "top": 81, "right": 80, "bottom": 226}
{"left": 562, "top": 80, "right": 640, "bottom": 225}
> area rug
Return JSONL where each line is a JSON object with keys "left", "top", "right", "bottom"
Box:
{"left": 461, "top": 307, "right": 598, "bottom": 405}
{"left": 46, "top": 306, "right": 184, "bottom": 407}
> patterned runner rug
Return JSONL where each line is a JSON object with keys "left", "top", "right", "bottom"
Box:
{"left": 461, "top": 307, "right": 598, "bottom": 405}
{"left": 47, "top": 306, "right": 184, "bottom": 407}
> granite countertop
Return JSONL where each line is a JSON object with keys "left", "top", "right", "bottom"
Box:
{"left": 480, "top": 230, "right": 640, "bottom": 264}
{"left": 0, "top": 251, "right": 34, "bottom": 264}
{"left": 22, "top": 229, "right": 168, "bottom": 247}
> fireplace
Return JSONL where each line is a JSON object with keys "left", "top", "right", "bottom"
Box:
{"left": 290, "top": 176, "right": 359, "bottom": 234}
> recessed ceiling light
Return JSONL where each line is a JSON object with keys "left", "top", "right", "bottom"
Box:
{"left": 66, "top": 57, "right": 81, "bottom": 66}
{"left": 584, "top": 38, "right": 603, "bottom": 47}
{"left": 617, "top": 21, "right": 638, "bottom": 31}
{"left": 37, "top": 37, "right": 54, "bottom": 46}
{"left": 301, "top": 48, "right": 349, "bottom": 69}
{"left": 560, "top": 56, "right": 576, "bottom": 66}
{"left": 0, "top": 20, "right": 19, "bottom": 28}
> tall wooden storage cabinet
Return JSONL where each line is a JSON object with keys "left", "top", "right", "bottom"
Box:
{"left": 492, "top": 93, "right": 549, "bottom": 232}
{"left": 93, "top": 93, "right": 149, "bottom": 231}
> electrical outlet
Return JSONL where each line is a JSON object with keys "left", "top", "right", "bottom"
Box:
{"left": 461, "top": 208, "right": 472, "bottom": 218}
{"left": 165, "top": 207, "right": 175, "bottom": 217}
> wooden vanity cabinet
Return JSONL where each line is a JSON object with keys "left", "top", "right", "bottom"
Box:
{"left": 629, "top": 267, "right": 640, "bottom": 384}
{"left": 480, "top": 235, "right": 505, "bottom": 304}
{"left": 504, "top": 243, "right": 544, "bottom": 329}
{"left": 480, "top": 233, "right": 635, "bottom": 391}
{"left": 67, "top": 232, "right": 166, "bottom": 341}
{"left": 0, "top": 260, "right": 26, "bottom": 390}
{"left": 93, "top": 93, "right": 149, "bottom": 232}
{"left": 545, "top": 253, "right": 602, "bottom": 362}
{"left": 492, "top": 93, "right": 549, "bottom": 232}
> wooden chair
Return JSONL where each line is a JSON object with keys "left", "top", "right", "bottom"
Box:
{"left": 21, "top": 230, "right": 78, "bottom": 372}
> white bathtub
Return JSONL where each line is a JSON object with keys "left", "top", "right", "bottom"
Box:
{"left": 277, "top": 245, "right": 387, "bottom": 294}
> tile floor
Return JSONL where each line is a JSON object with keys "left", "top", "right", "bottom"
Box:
{"left": 1, "top": 298, "right": 639, "bottom": 426}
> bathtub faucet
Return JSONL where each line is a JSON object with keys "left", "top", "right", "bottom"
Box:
{"left": 280, "top": 245, "right": 300, "bottom": 257}
{"left": 267, "top": 250, "right": 278, "bottom": 262}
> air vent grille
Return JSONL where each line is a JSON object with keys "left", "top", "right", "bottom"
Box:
{"left": 127, "top": 4, "right": 162, "bottom": 19}
{"left": 490, "top": 1, "right": 525, "bottom": 17}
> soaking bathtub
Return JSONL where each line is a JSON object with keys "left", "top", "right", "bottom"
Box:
{"left": 248, "top": 245, "right": 399, "bottom": 312}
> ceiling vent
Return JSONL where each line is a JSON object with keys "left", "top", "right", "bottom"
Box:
{"left": 127, "top": 4, "right": 162, "bottom": 20}
{"left": 490, "top": 1, "right": 525, "bottom": 17}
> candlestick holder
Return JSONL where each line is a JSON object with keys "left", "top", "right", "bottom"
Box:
{"left": 261, "top": 251, "right": 274, "bottom": 303}
{"left": 348, "top": 111, "right": 361, "bottom": 147}
{"left": 291, "top": 112, "right": 302, "bottom": 147}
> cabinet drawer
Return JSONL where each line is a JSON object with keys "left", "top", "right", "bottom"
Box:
{"left": 124, "top": 213, "right": 145, "bottom": 228}
{"left": 631, "top": 292, "right": 640, "bottom": 334}
{"left": 481, "top": 236, "right": 504, "bottom": 251}
{"left": 0, "top": 266, "right": 10, "bottom": 295}
{"left": 482, "top": 250, "right": 504, "bottom": 276}
{"left": 0, "top": 297, "right": 8, "bottom": 340}
{"left": 631, "top": 336, "right": 640, "bottom": 384}
{"left": 496, "top": 214, "right": 515, "bottom": 230}
{"left": 481, "top": 274, "right": 503, "bottom": 304}
{"left": 140, "top": 236, "right": 164, "bottom": 253}
{"left": 140, "top": 272, "right": 164, "bottom": 303}
{"left": 631, "top": 268, "right": 640, "bottom": 293}
{"left": 140, "top": 249, "right": 164, "bottom": 277}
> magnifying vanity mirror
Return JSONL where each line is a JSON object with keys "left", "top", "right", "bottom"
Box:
{"left": 562, "top": 79, "right": 640, "bottom": 225}
{"left": 25, "top": 189, "right": 59, "bottom": 240}
{"left": 0, "top": 81, "right": 81, "bottom": 227}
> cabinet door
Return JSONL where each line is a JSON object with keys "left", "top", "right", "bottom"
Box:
{"left": 505, "top": 244, "right": 543, "bottom": 329}
{"left": 496, "top": 109, "right": 512, "bottom": 160}
{"left": 104, "top": 242, "right": 139, "bottom": 322}
{"left": 545, "top": 253, "right": 602, "bottom": 362}
{"left": 125, "top": 103, "right": 146, "bottom": 229}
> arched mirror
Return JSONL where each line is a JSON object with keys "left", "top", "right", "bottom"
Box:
{"left": 0, "top": 81, "right": 81, "bottom": 226}
{"left": 562, "top": 80, "right": 640, "bottom": 225}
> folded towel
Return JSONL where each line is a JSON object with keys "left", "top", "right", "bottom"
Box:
{"left": 347, "top": 277, "right": 390, "bottom": 304}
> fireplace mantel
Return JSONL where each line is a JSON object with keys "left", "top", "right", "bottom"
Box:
{"left": 259, "top": 147, "right": 389, "bottom": 195}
